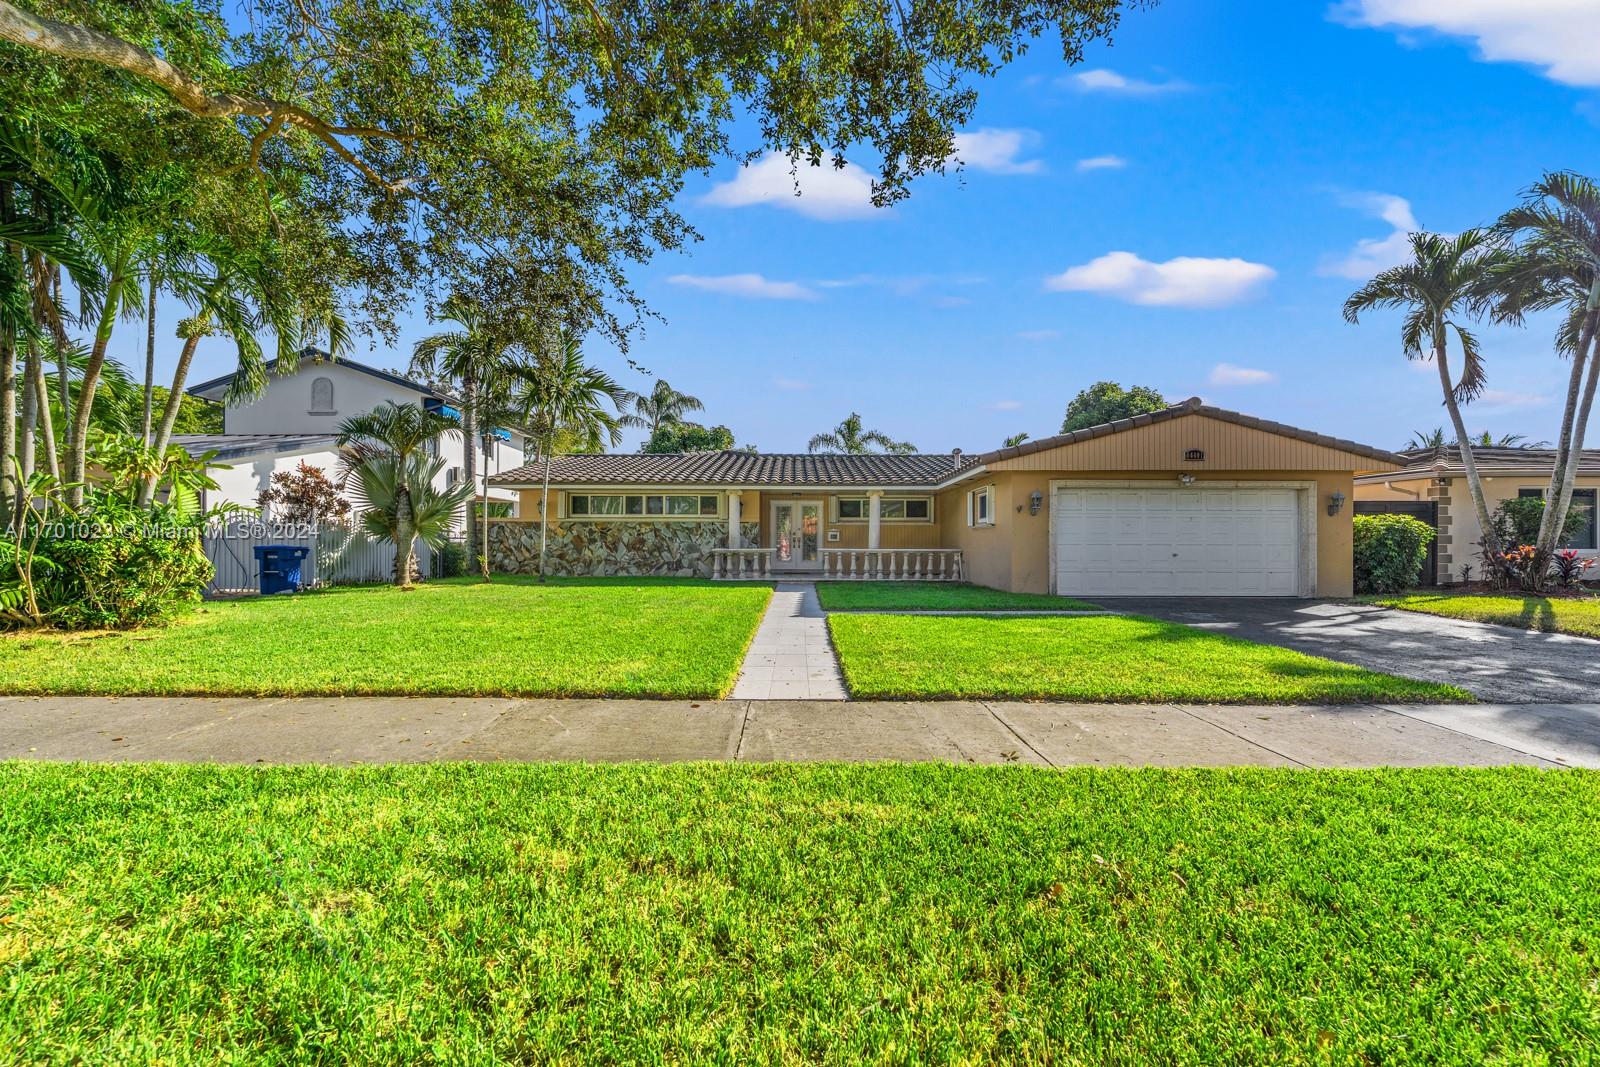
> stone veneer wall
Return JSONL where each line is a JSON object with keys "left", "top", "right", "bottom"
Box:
{"left": 488, "top": 520, "right": 762, "bottom": 578}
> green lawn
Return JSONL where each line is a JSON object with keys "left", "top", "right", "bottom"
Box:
{"left": 830, "top": 613, "right": 1469, "bottom": 703}
{"left": 1, "top": 762, "right": 1594, "bottom": 1063}
{"left": 1374, "top": 592, "right": 1600, "bottom": 640}
{"left": 815, "top": 580, "right": 1099, "bottom": 612}
{"left": 0, "top": 577, "right": 771, "bottom": 699}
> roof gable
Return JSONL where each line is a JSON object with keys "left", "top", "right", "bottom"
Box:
{"left": 189, "top": 349, "right": 445, "bottom": 402}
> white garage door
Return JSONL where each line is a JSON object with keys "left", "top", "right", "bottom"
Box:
{"left": 1052, "top": 487, "right": 1302, "bottom": 597}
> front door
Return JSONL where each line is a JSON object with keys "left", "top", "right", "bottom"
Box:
{"left": 771, "top": 499, "right": 822, "bottom": 570}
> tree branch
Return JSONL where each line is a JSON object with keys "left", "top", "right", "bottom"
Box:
{"left": 0, "top": 0, "right": 416, "bottom": 193}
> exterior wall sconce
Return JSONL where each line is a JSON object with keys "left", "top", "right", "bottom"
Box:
{"left": 1029, "top": 490, "right": 1043, "bottom": 515}
{"left": 1178, "top": 474, "right": 1196, "bottom": 487}
{"left": 1327, "top": 491, "right": 1346, "bottom": 516}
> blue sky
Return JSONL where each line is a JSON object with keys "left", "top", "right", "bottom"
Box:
{"left": 161, "top": 0, "right": 1600, "bottom": 453}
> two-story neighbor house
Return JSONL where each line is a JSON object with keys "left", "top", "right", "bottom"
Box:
{"left": 177, "top": 350, "right": 527, "bottom": 518}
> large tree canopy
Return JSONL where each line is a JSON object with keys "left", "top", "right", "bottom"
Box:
{"left": 1060, "top": 380, "right": 1168, "bottom": 433}
{"left": 0, "top": 0, "right": 1145, "bottom": 340}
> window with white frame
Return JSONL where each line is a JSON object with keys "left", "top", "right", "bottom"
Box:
{"left": 833, "top": 496, "right": 932, "bottom": 522}
{"left": 967, "top": 485, "right": 994, "bottom": 527}
{"left": 566, "top": 493, "right": 721, "bottom": 519}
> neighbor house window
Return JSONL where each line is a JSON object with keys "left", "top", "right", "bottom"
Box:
{"left": 1519, "top": 488, "right": 1597, "bottom": 550}
{"left": 567, "top": 493, "right": 720, "bottom": 519}
{"left": 833, "top": 496, "right": 933, "bottom": 522}
{"left": 309, "top": 376, "right": 335, "bottom": 413}
{"left": 967, "top": 486, "right": 994, "bottom": 527}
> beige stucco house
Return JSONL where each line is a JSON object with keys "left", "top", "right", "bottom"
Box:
{"left": 488, "top": 398, "right": 1406, "bottom": 598}
{"left": 1354, "top": 446, "right": 1600, "bottom": 585}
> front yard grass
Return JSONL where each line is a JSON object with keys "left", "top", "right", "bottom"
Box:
{"left": 1374, "top": 591, "right": 1600, "bottom": 640}
{"left": 2, "top": 762, "right": 1594, "bottom": 1063}
{"left": 829, "top": 613, "right": 1469, "bottom": 703}
{"left": 815, "top": 580, "right": 1099, "bottom": 611}
{"left": 0, "top": 577, "right": 770, "bottom": 699}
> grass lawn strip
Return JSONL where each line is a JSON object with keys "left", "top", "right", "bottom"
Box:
{"left": 814, "top": 580, "right": 1100, "bottom": 612}
{"left": 1, "top": 762, "right": 1594, "bottom": 1063}
{"left": 1374, "top": 592, "right": 1600, "bottom": 640}
{"left": 829, "top": 613, "right": 1469, "bottom": 703}
{"left": 0, "top": 577, "right": 771, "bottom": 699}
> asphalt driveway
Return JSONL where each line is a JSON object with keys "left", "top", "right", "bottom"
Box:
{"left": 1098, "top": 597, "right": 1600, "bottom": 704}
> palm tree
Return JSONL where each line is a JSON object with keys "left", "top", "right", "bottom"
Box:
{"left": 347, "top": 450, "right": 474, "bottom": 586}
{"left": 1490, "top": 172, "right": 1600, "bottom": 574}
{"left": 807, "top": 413, "right": 917, "bottom": 454}
{"left": 467, "top": 374, "right": 527, "bottom": 581}
{"left": 337, "top": 400, "right": 460, "bottom": 587}
{"left": 411, "top": 295, "right": 506, "bottom": 562}
{"left": 1003, "top": 432, "right": 1030, "bottom": 448}
{"left": 620, "top": 379, "right": 703, "bottom": 438}
{"left": 1344, "top": 230, "right": 1507, "bottom": 559}
{"left": 1407, "top": 427, "right": 1447, "bottom": 451}
{"left": 517, "top": 329, "right": 627, "bottom": 581}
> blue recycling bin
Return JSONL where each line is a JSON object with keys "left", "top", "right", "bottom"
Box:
{"left": 253, "top": 544, "right": 311, "bottom": 595}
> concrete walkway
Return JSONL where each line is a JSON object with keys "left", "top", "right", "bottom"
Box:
{"left": 730, "top": 583, "right": 847, "bottom": 700}
{"left": 5, "top": 695, "right": 1598, "bottom": 768}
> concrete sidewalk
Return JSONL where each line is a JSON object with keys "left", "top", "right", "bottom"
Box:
{"left": 3, "top": 695, "right": 1597, "bottom": 768}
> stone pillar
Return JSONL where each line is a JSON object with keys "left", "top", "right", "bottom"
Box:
{"left": 727, "top": 490, "right": 742, "bottom": 549}
{"left": 868, "top": 489, "right": 883, "bottom": 550}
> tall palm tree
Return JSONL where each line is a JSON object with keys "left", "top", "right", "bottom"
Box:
{"left": 517, "top": 329, "right": 627, "bottom": 581}
{"left": 1490, "top": 171, "right": 1600, "bottom": 573}
{"left": 807, "top": 412, "right": 917, "bottom": 454}
{"left": 467, "top": 373, "right": 527, "bottom": 581}
{"left": 337, "top": 400, "right": 460, "bottom": 587}
{"left": 411, "top": 295, "right": 506, "bottom": 561}
{"left": 1344, "top": 230, "right": 1507, "bottom": 559}
{"left": 1003, "top": 432, "right": 1030, "bottom": 448}
{"left": 620, "top": 379, "right": 702, "bottom": 438}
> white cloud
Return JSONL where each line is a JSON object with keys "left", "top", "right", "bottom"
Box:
{"left": 1076, "top": 155, "right": 1128, "bottom": 172}
{"left": 1338, "top": 0, "right": 1600, "bottom": 87}
{"left": 950, "top": 128, "right": 1044, "bottom": 175}
{"left": 666, "top": 273, "right": 819, "bottom": 301}
{"left": 1208, "top": 362, "right": 1278, "bottom": 386}
{"left": 986, "top": 400, "right": 1024, "bottom": 411}
{"left": 701, "top": 152, "right": 879, "bottom": 221}
{"left": 1044, "top": 251, "right": 1276, "bottom": 308}
{"left": 1476, "top": 388, "right": 1549, "bottom": 409}
{"left": 1069, "top": 68, "right": 1190, "bottom": 95}
{"left": 1319, "top": 192, "right": 1421, "bottom": 279}
{"left": 774, "top": 377, "right": 813, "bottom": 391}
{"left": 814, "top": 273, "right": 985, "bottom": 299}
{"left": 1015, "top": 329, "right": 1062, "bottom": 341}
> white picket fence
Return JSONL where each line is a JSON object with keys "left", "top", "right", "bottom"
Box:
{"left": 201, "top": 521, "right": 429, "bottom": 594}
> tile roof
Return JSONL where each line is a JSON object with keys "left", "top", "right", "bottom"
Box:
{"left": 489, "top": 450, "right": 980, "bottom": 488}
{"left": 1369, "top": 445, "right": 1600, "bottom": 478}
{"left": 970, "top": 397, "right": 1409, "bottom": 468}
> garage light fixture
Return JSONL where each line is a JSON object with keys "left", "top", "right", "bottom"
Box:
{"left": 1327, "top": 491, "right": 1345, "bottom": 516}
{"left": 1177, "top": 474, "right": 1196, "bottom": 487}
{"left": 1029, "top": 490, "right": 1043, "bottom": 515}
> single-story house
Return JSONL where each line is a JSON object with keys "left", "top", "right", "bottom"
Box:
{"left": 1354, "top": 445, "right": 1600, "bottom": 585}
{"left": 487, "top": 397, "right": 1407, "bottom": 597}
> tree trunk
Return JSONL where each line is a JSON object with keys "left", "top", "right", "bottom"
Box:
{"left": 29, "top": 339, "right": 57, "bottom": 479}
{"left": 138, "top": 332, "right": 202, "bottom": 506}
{"left": 141, "top": 269, "right": 157, "bottom": 445}
{"left": 538, "top": 450, "right": 552, "bottom": 582}
{"left": 52, "top": 266, "right": 69, "bottom": 433}
{"left": 1535, "top": 296, "right": 1600, "bottom": 569}
{"left": 1434, "top": 329, "right": 1498, "bottom": 565}
{"left": 17, "top": 339, "right": 36, "bottom": 513}
{"left": 64, "top": 273, "right": 123, "bottom": 508}
{"left": 0, "top": 181, "right": 15, "bottom": 526}
{"left": 480, "top": 440, "right": 491, "bottom": 582}
{"left": 393, "top": 483, "right": 416, "bottom": 587}
{"left": 461, "top": 373, "right": 477, "bottom": 570}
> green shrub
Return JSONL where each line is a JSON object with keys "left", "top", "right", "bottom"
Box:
{"left": 1490, "top": 495, "right": 1583, "bottom": 549}
{"left": 37, "top": 525, "right": 214, "bottom": 630}
{"left": 1353, "top": 513, "right": 1436, "bottom": 594}
{"left": 437, "top": 539, "right": 468, "bottom": 578}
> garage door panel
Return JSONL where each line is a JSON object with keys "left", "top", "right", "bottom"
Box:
{"left": 1054, "top": 486, "right": 1302, "bottom": 597}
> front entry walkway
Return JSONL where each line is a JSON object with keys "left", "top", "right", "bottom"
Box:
{"left": 730, "top": 583, "right": 848, "bottom": 700}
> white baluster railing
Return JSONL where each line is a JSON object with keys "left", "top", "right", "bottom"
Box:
{"left": 817, "top": 548, "right": 962, "bottom": 581}
{"left": 711, "top": 548, "right": 772, "bottom": 579}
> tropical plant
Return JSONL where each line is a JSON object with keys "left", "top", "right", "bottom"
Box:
{"left": 515, "top": 329, "right": 627, "bottom": 580}
{"left": 1489, "top": 496, "right": 1584, "bottom": 552}
{"left": 621, "top": 380, "right": 704, "bottom": 439}
{"left": 257, "top": 462, "right": 350, "bottom": 526}
{"left": 643, "top": 421, "right": 735, "bottom": 454}
{"left": 1551, "top": 550, "right": 1595, "bottom": 589}
{"left": 345, "top": 450, "right": 472, "bottom": 587}
{"left": 1490, "top": 172, "right": 1600, "bottom": 582}
{"left": 1061, "top": 382, "right": 1166, "bottom": 433}
{"left": 1408, "top": 427, "right": 1544, "bottom": 450}
{"left": 1003, "top": 432, "right": 1031, "bottom": 448}
{"left": 1344, "top": 230, "right": 1509, "bottom": 561}
{"left": 337, "top": 401, "right": 460, "bottom": 587}
{"left": 411, "top": 294, "right": 507, "bottom": 559}
{"left": 807, "top": 413, "right": 917, "bottom": 455}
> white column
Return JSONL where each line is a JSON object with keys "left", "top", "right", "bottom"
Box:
{"left": 867, "top": 489, "right": 883, "bottom": 550}
{"left": 727, "top": 490, "right": 742, "bottom": 549}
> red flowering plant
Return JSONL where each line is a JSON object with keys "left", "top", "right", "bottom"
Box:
{"left": 1551, "top": 550, "right": 1596, "bottom": 591}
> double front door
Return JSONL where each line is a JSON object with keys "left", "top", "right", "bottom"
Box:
{"left": 771, "top": 500, "right": 821, "bottom": 570}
